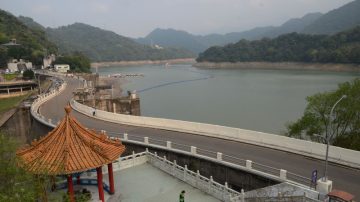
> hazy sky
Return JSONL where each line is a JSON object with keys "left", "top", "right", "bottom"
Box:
{"left": 0, "top": 0, "right": 353, "bottom": 37}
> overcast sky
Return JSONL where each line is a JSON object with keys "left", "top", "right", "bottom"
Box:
{"left": 0, "top": 0, "right": 353, "bottom": 38}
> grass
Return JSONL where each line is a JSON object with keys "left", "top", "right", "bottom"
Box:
{"left": 3, "top": 73, "right": 19, "bottom": 81}
{"left": 0, "top": 94, "right": 28, "bottom": 114}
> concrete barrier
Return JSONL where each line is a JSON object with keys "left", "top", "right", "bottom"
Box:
{"left": 71, "top": 99, "right": 360, "bottom": 169}
{"left": 30, "top": 75, "right": 67, "bottom": 128}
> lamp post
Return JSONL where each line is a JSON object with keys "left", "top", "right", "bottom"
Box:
{"left": 322, "top": 94, "right": 347, "bottom": 182}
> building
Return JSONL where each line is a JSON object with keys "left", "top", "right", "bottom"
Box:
{"left": 2, "top": 38, "right": 20, "bottom": 46}
{"left": 54, "top": 64, "right": 70, "bottom": 73}
{"left": 43, "top": 54, "right": 56, "bottom": 69}
{"left": 7, "top": 59, "right": 33, "bottom": 73}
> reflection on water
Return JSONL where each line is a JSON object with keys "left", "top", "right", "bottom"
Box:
{"left": 97, "top": 64, "right": 359, "bottom": 134}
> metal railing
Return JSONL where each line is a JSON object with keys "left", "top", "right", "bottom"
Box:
{"left": 105, "top": 131, "right": 313, "bottom": 189}
{"left": 252, "top": 162, "right": 281, "bottom": 176}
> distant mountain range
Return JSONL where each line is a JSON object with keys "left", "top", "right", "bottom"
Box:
{"left": 18, "top": 17, "right": 195, "bottom": 62}
{"left": 302, "top": 0, "right": 360, "bottom": 35}
{"left": 10, "top": 0, "right": 360, "bottom": 62}
{"left": 137, "top": 0, "right": 360, "bottom": 54}
{"left": 45, "top": 23, "right": 195, "bottom": 62}
{"left": 136, "top": 13, "right": 322, "bottom": 53}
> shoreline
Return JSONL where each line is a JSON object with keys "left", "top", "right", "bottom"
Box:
{"left": 194, "top": 62, "right": 360, "bottom": 73}
{"left": 91, "top": 58, "right": 196, "bottom": 68}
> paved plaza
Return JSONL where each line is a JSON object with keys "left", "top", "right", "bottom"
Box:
{"left": 83, "top": 163, "right": 220, "bottom": 202}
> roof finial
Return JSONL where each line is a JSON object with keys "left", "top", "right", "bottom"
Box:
{"left": 65, "top": 105, "right": 72, "bottom": 114}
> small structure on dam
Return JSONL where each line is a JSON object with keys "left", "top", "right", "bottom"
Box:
{"left": 73, "top": 74, "right": 140, "bottom": 116}
{"left": 0, "top": 81, "right": 37, "bottom": 98}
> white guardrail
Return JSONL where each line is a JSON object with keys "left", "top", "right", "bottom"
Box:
{"left": 106, "top": 134, "right": 319, "bottom": 194}
{"left": 70, "top": 98, "right": 360, "bottom": 169}
{"left": 30, "top": 73, "right": 66, "bottom": 128}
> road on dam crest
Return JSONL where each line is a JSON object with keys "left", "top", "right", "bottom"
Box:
{"left": 39, "top": 77, "right": 360, "bottom": 197}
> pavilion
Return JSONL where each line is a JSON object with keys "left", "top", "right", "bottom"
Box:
{"left": 16, "top": 105, "right": 126, "bottom": 202}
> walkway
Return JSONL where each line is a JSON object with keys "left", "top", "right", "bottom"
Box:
{"left": 104, "top": 163, "right": 220, "bottom": 202}
{"left": 39, "top": 77, "right": 360, "bottom": 198}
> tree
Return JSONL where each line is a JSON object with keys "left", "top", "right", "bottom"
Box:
{"left": 196, "top": 26, "right": 360, "bottom": 64}
{"left": 286, "top": 79, "right": 360, "bottom": 150}
{"left": 0, "top": 46, "right": 8, "bottom": 68}
{"left": 0, "top": 133, "right": 38, "bottom": 201}
{"left": 0, "top": 132, "right": 84, "bottom": 202}
{"left": 53, "top": 52, "right": 91, "bottom": 73}
{"left": 22, "top": 69, "right": 34, "bottom": 80}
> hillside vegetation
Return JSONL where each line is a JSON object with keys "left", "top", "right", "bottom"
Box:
{"left": 302, "top": 0, "right": 360, "bottom": 35}
{"left": 46, "top": 23, "right": 195, "bottom": 62}
{"left": 197, "top": 26, "right": 360, "bottom": 64}
{"left": 53, "top": 52, "right": 91, "bottom": 73}
{"left": 0, "top": 9, "right": 57, "bottom": 67}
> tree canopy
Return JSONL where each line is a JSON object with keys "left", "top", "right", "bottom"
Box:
{"left": 0, "top": 133, "right": 39, "bottom": 201}
{"left": 22, "top": 69, "right": 34, "bottom": 80}
{"left": 197, "top": 26, "right": 360, "bottom": 64}
{"left": 53, "top": 52, "right": 91, "bottom": 73}
{"left": 286, "top": 79, "right": 360, "bottom": 151}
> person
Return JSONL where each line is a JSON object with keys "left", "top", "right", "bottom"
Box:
{"left": 179, "top": 190, "right": 185, "bottom": 202}
{"left": 93, "top": 108, "right": 96, "bottom": 116}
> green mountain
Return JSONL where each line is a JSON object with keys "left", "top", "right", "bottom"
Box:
{"left": 302, "top": 0, "right": 360, "bottom": 35}
{"left": 17, "top": 16, "right": 45, "bottom": 31}
{"left": 46, "top": 23, "right": 195, "bottom": 62}
{"left": 0, "top": 9, "right": 57, "bottom": 67}
{"left": 137, "top": 28, "right": 208, "bottom": 54}
{"left": 136, "top": 13, "right": 323, "bottom": 53}
{"left": 197, "top": 26, "right": 360, "bottom": 64}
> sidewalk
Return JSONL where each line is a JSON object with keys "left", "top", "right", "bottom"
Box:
{"left": 90, "top": 163, "right": 221, "bottom": 202}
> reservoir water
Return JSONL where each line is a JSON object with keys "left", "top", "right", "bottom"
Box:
{"left": 96, "top": 64, "right": 359, "bottom": 135}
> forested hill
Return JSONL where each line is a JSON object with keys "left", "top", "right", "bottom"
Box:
{"left": 0, "top": 9, "right": 57, "bottom": 67}
{"left": 17, "top": 16, "right": 45, "bottom": 31}
{"left": 196, "top": 26, "right": 360, "bottom": 64}
{"left": 46, "top": 23, "right": 195, "bottom": 62}
{"left": 302, "top": 0, "right": 360, "bottom": 35}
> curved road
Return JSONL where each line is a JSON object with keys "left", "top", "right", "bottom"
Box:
{"left": 40, "top": 77, "right": 360, "bottom": 197}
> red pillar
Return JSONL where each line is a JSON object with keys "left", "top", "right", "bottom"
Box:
{"left": 77, "top": 175, "right": 81, "bottom": 185}
{"left": 67, "top": 175, "right": 75, "bottom": 202}
{"left": 108, "top": 163, "right": 115, "bottom": 194}
{"left": 97, "top": 167, "right": 105, "bottom": 202}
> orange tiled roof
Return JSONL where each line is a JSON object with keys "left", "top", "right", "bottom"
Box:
{"left": 16, "top": 106, "right": 125, "bottom": 175}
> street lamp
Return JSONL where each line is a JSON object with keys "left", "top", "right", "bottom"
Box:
{"left": 322, "top": 94, "right": 347, "bottom": 182}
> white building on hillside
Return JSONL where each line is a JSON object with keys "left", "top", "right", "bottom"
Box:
{"left": 54, "top": 64, "right": 70, "bottom": 73}
{"left": 7, "top": 59, "right": 33, "bottom": 73}
{"left": 43, "top": 54, "right": 56, "bottom": 69}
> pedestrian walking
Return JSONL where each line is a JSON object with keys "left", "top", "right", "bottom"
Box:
{"left": 179, "top": 190, "right": 185, "bottom": 202}
{"left": 93, "top": 108, "right": 96, "bottom": 116}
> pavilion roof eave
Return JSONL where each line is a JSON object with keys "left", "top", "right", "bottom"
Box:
{"left": 16, "top": 105, "right": 125, "bottom": 176}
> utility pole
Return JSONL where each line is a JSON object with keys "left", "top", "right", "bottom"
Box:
{"left": 323, "top": 94, "right": 347, "bottom": 182}
{"left": 37, "top": 74, "right": 41, "bottom": 94}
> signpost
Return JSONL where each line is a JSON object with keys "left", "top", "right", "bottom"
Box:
{"left": 311, "top": 170, "right": 318, "bottom": 189}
